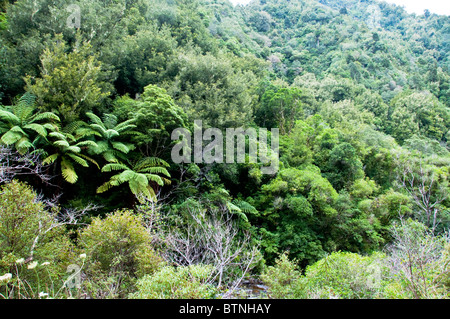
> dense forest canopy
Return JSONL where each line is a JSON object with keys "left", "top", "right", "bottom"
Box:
{"left": 0, "top": 0, "right": 449, "bottom": 299}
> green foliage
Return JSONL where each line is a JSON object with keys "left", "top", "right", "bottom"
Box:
{"left": 260, "top": 252, "right": 305, "bottom": 298}
{"left": 163, "top": 49, "right": 260, "bottom": 128}
{"left": 0, "top": 181, "right": 76, "bottom": 299}
{"left": 130, "top": 264, "right": 218, "bottom": 299}
{"left": 0, "top": 92, "right": 60, "bottom": 154}
{"left": 256, "top": 86, "right": 302, "bottom": 135}
{"left": 1, "top": 0, "right": 449, "bottom": 299}
{"left": 325, "top": 142, "right": 364, "bottom": 190}
{"left": 86, "top": 112, "right": 137, "bottom": 164}
{"left": 388, "top": 91, "right": 449, "bottom": 143}
{"left": 78, "top": 209, "right": 164, "bottom": 298}
{"left": 384, "top": 219, "right": 450, "bottom": 299}
{"left": 25, "top": 33, "right": 112, "bottom": 124}
{"left": 303, "top": 251, "right": 387, "bottom": 299}
{"left": 113, "top": 84, "right": 187, "bottom": 156}
{"left": 42, "top": 123, "right": 99, "bottom": 184}
{"left": 97, "top": 157, "right": 171, "bottom": 203}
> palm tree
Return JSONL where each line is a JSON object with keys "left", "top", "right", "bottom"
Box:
{"left": 85, "top": 112, "right": 138, "bottom": 163}
{"left": 97, "top": 157, "right": 171, "bottom": 203}
{"left": 42, "top": 121, "right": 99, "bottom": 184}
{"left": 0, "top": 93, "right": 60, "bottom": 154}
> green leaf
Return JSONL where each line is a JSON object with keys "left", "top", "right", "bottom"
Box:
{"left": 111, "top": 141, "right": 131, "bottom": 154}
{"left": 61, "top": 157, "right": 78, "bottom": 184}
{"left": 1, "top": 131, "right": 23, "bottom": 145}
{"left": 0, "top": 110, "right": 20, "bottom": 125}
{"left": 101, "top": 163, "right": 129, "bottom": 172}
{"left": 42, "top": 153, "right": 59, "bottom": 165}
{"left": 67, "top": 153, "right": 89, "bottom": 167}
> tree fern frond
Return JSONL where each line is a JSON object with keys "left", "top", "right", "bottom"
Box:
{"left": 144, "top": 174, "right": 164, "bottom": 186}
{"left": 42, "top": 153, "right": 59, "bottom": 165}
{"left": 97, "top": 181, "right": 113, "bottom": 193}
{"left": 102, "top": 151, "right": 119, "bottom": 163}
{"left": 102, "top": 113, "right": 118, "bottom": 129}
{"left": 17, "top": 92, "right": 36, "bottom": 107}
{"left": 135, "top": 157, "right": 170, "bottom": 170}
{"left": 89, "top": 124, "right": 107, "bottom": 136}
{"left": 53, "top": 140, "right": 71, "bottom": 148}
{"left": 76, "top": 140, "right": 98, "bottom": 149}
{"left": 104, "top": 129, "right": 120, "bottom": 140}
{"left": 77, "top": 153, "right": 99, "bottom": 168}
{"left": 63, "top": 120, "right": 87, "bottom": 135}
{"left": 112, "top": 170, "right": 135, "bottom": 185}
{"left": 48, "top": 131, "right": 67, "bottom": 141}
{"left": 61, "top": 157, "right": 78, "bottom": 184}
{"left": 111, "top": 141, "right": 131, "bottom": 154}
{"left": 32, "top": 112, "right": 61, "bottom": 123}
{"left": 233, "top": 200, "right": 259, "bottom": 215}
{"left": 67, "top": 153, "right": 89, "bottom": 167}
{"left": 15, "top": 137, "right": 34, "bottom": 155}
{"left": 1, "top": 131, "right": 23, "bottom": 145}
{"left": 101, "top": 163, "right": 129, "bottom": 172}
{"left": 139, "top": 166, "right": 170, "bottom": 177}
{"left": 8, "top": 125, "right": 28, "bottom": 136}
{"left": 0, "top": 110, "right": 20, "bottom": 125}
{"left": 24, "top": 123, "right": 47, "bottom": 137}
{"left": 86, "top": 112, "right": 104, "bottom": 127}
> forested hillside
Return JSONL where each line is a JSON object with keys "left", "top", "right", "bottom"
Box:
{"left": 0, "top": 0, "right": 449, "bottom": 299}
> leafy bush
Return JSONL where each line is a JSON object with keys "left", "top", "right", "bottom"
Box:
{"left": 303, "top": 251, "right": 388, "bottom": 299}
{"left": 260, "top": 252, "right": 306, "bottom": 299}
{"left": 130, "top": 264, "right": 218, "bottom": 299}
{"left": 0, "top": 181, "right": 76, "bottom": 299}
{"left": 384, "top": 219, "right": 450, "bottom": 299}
{"left": 78, "top": 209, "right": 164, "bottom": 298}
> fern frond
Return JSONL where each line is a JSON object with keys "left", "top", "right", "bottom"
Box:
{"left": 67, "top": 153, "right": 89, "bottom": 167}
{"left": 61, "top": 157, "right": 78, "bottom": 184}
{"left": 24, "top": 123, "right": 47, "bottom": 137}
{"left": 101, "top": 163, "right": 129, "bottom": 172}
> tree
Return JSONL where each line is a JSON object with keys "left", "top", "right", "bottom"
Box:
{"left": 130, "top": 264, "right": 218, "bottom": 299}
{"left": 42, "top": 123, "right": 99, "bottom": 184}
{"left": 325, "top": 142, "right": 364, "bottom": 191}
{"left": 260, "top": 252, "right": 305, "bottom": 299}
{"left": 396, "top": 154, "right": 449, "bottom": 233}
{"left": 0, "top": 145, "right": 53, "bottom": 184}
{"left": 113, "top": 84, "right": 187, "bottom": 158}
{"left": 25, "top": 34, "right": 112, "bottom": 124}
{"left": 97, "top": 157, "right": 171, "bottom": 203}
{"left": 85, "top": 112, "right": 137, "bottom": 164}
{"left": 163, "top": 50, "right": 258, "bottom": 129}
{"left": 78, "top": 209, "right": 164, "bottom": 298}
{"left": 256, "top": 86, "right": 302, "bottom": 135}
{"left": 0, "top": 180, "right": 78, "bottom": 298}
{"left": 157, "top": 199, "right": 260, "bottom": 292}
{"left": 385, "top": 219, "right": 450, "bottom": 299}
{"left": 0, "top": 93, "right": 60, "bottom": 155}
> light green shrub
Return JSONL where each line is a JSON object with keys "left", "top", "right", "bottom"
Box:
{"left": 260, "top": 252, "right": 306, "bottom": 299}
{"left": 78, "top": 209, "right": 164, "bottom": 298}
{"left": 130, "top": 264, "right": 218, "bottom": 299}
{"left": 303, "top": 251, "right": 388, "bottom": 299}
{"left": 0, "top": 181, "right": 77, "bottom": 299}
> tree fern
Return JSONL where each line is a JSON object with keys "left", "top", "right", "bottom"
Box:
{"left": 86, "top": 111, "right": 138, "bottom": 163}
{"left": 0, "top": 93, "right": 60, "bottom": 154}
{"left": 97, "top": 157, "right": 171, "bottom": 203}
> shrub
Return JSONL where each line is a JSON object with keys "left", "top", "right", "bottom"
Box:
{"left": 78, "top": 209, "right": 164, "bottom": 298}
{"left": 0, "top": 181, "right": 76, "bottom": 299}
{"left": 303, "top": 251, "right": 387, "bottom": 299}
{"left": 260, "top": 252, "right": 306, "bottom": 299}
{"left": 130, "top": 264, "right": 218, "bottom": 299}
